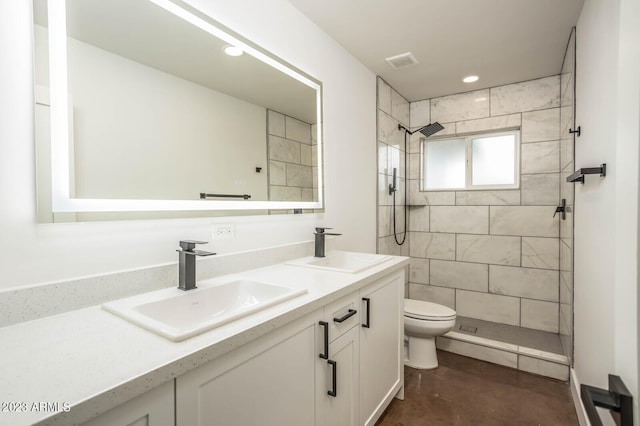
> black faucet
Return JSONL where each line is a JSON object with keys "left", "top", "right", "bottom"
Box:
{"left": 314, "top": 227, "right": 341, "bottom": 258}
{"left": 177, "top": 240, "right": 216, "bottom": 291}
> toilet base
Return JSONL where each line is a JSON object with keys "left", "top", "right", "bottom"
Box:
{"left": 404, "top": 335, "right": 438, "bottom": 369}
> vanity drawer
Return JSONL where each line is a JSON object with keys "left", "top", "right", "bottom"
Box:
{"left": 322, "top": 291, "right": 361, "bottom": 343}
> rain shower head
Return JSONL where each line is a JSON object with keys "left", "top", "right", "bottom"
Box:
{"left": 418, "top": 122, "right": 444, "bottom": 137}
{"left": 398, "top": 122, "right": 445, "bottom": 137}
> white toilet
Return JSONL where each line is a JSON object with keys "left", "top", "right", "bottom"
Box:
{"left": 404, "top": 299, "right": 457, "bottom": 369}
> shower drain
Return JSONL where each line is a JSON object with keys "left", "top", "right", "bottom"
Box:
{"left": 459, "top": 324, "right": 478, "bottom": 334}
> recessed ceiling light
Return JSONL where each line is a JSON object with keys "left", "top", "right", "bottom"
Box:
{"left": 223, "top": 44, "right": 243, "bottom": 57}
{"left": 463, "top": 75, "right": 479, "bottom": 83}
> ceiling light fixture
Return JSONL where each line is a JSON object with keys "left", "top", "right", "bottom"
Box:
{"left": 463, "top": 75, "right": 479, "bottom": 83}
{"left": 223, "top": 44, "right": 243, "bottom": 56}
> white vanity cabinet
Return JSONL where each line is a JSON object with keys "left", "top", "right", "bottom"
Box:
{"left": 82, "top": 380, "right": 174, "bottom": 426}
{"left": 359, "top": 271, "right": 404, "bottom": 426}
{"left": 172, "top": 268, "right": 403, "bottom": 426}
{"left": 176, "top": 309, "right": 322, "bottom": 426}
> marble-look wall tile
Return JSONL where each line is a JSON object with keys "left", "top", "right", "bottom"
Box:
{"left": 490, "top": 206, "right": 559, "bottom": 237}
{"left": 431, "top": 89, "right": 490, "bottom": 123}
{"left": 490, "top": 76, "right": 560, "bottom": 115}
{"left": 456, "top": 113, "right": 521, "bottom": 134}
{"left": 409, "top": 132, "right": 422, "bottom": 154}
{"left": 489, "top": 265, "right": 559, "bottom": 302}
{"left": 408, "top": 180, "right": 455, "bottom": 205}
{"left": 410, "top": 99, "right": 430, "bottom": 127}
{"left": 311, "top": 123, "right": 318, "bottom": 145}
{"left": 408, "top": 153, "right": 420, "bottom": 180}
{"left": 456, "top": 290, "right": 520, "bottom": 326}
{"left": 378, "top": 235, "right": 409, "bottom": 256}
{"left": 455, "top": 190, "right": 520, "bottom": 206}
{"left": 378, "top": 206, "right": 392, "bottom": 237}
{"left": 518, "top": 356, "right": 569, "bottom": 381}
{"left": 378, "top": 110, "right": 403, "bottom": 147}
{"left": 301, "top": 188, "right": 313, "bottom": 202}
{"left": 521, "top": 141, "right": 560, "bottom": 174}
{"left": 377, "top": 78, "right": 391, "bottom": 115}
{"left": 436, "top": 337, "right": 518, "bottom": 368}
{"left": 300, "top": 144, "right": 312, "bottom": 166}
{"left": 269, "top": 161, "right": 286, "bottom": 186}
{"left": 269, "top": 136, "right": 300, "bottom": 163}
{"left": 408, "top": 206, "right": 429, "bottom": 232}
{"left": 268, "top": 110, "right": 285, "bottom": 137}
{"left": 391, "top": 89, "right": 410, "bottom": 126}
{"left": 286, "top": 163, "right": 312, "bottom": 187}
{"left": 430, "top": 206, "right": 489, "bottom": 234}
{"left": 521, "top": 299, "right": 559, "bottom": 333}
{"left": 378, "top": 142, "right": 390, "bottom": 175}
{"left": 560, "top": 137, "right": 574, "bottom": 172}
{"left": 522, "top": 108, "right": 560, "bottom": 143}
{"left": 430, "top": 260, "right": 488, "bottom": 292}
{"left": 270, "top": 186, "right": 301, "bottom": 201}
{"left": 521, "top": 174, "right": 560, "bottom": 205}
{"left": 311, "top": 145, "right": 319, "bottom": 167}
{"left": 408, "top": 284, "right": 455, "bottom": 310}
{"left": 560, "top": 105, "right": 573, "bottom": 137}
{"left": 560, "top": 240, "right": 572, "bottom": 272}
{"left": 409, "top": 258, "right": 429, "bottom": 284}
{"left": 409, "top": 232, "right": 456, "bottom": 260}
{"left": 456, "top": 234, "right": 521, "bottom": 266}
{"left": 285, "top": 116, "right": 311, "bottom": 144}
{"left": 522, "top": 237, "right": 560, "bottom": 270}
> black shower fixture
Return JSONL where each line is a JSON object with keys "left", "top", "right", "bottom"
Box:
{"left": 398, "top": 122, "right": 445, "bottom": 138}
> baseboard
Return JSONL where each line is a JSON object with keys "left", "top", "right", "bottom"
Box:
{"left": 570, "top": 368, "right": 590, "bottom": 426}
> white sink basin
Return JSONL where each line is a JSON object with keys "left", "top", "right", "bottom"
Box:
{"left": 103, "top": 280, "right": 307, "bottom": 342}
{"left": 287, "top": 251, "right": 392, "bottom": 274}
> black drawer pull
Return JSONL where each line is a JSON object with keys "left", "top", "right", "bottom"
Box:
{"left": 319, "top": 321, "right": 329, "bottom": 359}
{"left": 362, "top": 297, "right": 371, "bottom": 328}
{"left": 328, "top": 360, "right": 337, "bottom": 397}
{"left": 333, "top": 309, "right": 357, "bottom": 323}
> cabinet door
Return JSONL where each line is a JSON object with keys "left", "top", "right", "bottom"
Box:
{"left": 82, "top": 380, "right": 174, "bottom": 426}
{"left": 359, "top": 271, "right": 404, "bottom": 426}
{"left": 317, "top": 326, "right": 359, "bottom": 426}
{"left": 176, "top": 310, "right": 320, "bottom": 426}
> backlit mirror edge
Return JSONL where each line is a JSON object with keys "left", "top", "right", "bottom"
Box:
{"left": 46, "top": 0, "right": 324, "bottom": 213}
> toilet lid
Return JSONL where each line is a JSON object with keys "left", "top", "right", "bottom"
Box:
{"left": 404, "top": 299, "right": 456, "bottom": 321}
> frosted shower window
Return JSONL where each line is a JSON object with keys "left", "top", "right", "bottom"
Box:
{"left": 424, "top": 138, "right": 466, "bottom": 189}
{"left": 422, "top": 130, "right": 519, "bottom": 190}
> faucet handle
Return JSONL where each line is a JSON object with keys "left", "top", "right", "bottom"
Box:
{"left": 179, "top": 240, "right": 208, "bottom": 252}
{"left": 315, "top": 227, "right": 333, "bottom": 234}
{"left": 314, "top": 227, "right": 341, "bottom": 236}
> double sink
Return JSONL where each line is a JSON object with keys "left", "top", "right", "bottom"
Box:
{"left": 103, "top": 251, "right": 391, "bottom": 342}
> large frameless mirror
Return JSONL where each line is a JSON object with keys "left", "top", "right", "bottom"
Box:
{"left": 33, "top": 0, "right": 323, "bottom": 222}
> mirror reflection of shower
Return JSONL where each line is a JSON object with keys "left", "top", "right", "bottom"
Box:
{"left": 392, "top": 122, "right": 444, "bottom": 245}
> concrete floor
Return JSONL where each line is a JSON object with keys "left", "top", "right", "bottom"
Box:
{"left": 377, "top": 351, "right": 579, "bottom": 426}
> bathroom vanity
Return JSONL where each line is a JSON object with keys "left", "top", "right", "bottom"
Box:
{"left": 0, "top": 252, "right": 407, "bottom": 426}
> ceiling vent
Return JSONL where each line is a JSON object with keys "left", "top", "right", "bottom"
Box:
{"left": 385, "top": 52, "right": 419, "bottom": 69}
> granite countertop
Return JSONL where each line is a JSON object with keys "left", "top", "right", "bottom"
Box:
{"left": 0, "top": 253, "right": 409, "bottom": 426}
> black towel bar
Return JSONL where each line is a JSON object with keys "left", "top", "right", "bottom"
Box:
{"left": 580, "top": 374, "right": 632, "bottom": 426}
{"left": 567, "top": 164, "right": 606, "bottom": 184}
{"left": 200, "top": 193, "right": 251, "bottom": 200}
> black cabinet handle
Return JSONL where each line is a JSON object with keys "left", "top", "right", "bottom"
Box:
{"left": 333, "top": 309, "right": 357, "bottom": 323}
{"left": 319, "top": 321, "right": 329, "bottom": 359}
{"left": 362, "top": 297, "right": 371, "bottom": 328}
{"left": 327, "top": 360, "right": 337, "bottom": 397}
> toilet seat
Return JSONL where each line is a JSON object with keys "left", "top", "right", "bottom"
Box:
{"left": 404, "top": 299, "right": 456, "bottom": 321}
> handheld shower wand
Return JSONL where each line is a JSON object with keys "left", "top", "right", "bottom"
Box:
{"left": 389, "top": 168, "right": 397, "bottom": 194}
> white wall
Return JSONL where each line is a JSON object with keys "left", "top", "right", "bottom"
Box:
{"left": 0, "top": 0, "right": 376, "bottom": 289}
{"left": 574, "top": 0, "right": 639, "bottom": 422}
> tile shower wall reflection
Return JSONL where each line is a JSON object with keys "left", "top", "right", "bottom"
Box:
{"left": 400, "top": 76, "right": 562, "bottom": 334}
{"left": 267, "top": 110, "right": 317, "bottom": 203}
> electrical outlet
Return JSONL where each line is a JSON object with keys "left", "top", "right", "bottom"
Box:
{"left": 212, "top": 224, "right": 235, "bottom": 241}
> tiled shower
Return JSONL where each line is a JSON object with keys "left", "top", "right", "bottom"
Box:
{"left": 377, "top": 32, "right": 576, "bottom": 374}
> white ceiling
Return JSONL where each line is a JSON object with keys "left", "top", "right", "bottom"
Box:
{"left": 288, "top": 0, "right": 584, "bottom": 101}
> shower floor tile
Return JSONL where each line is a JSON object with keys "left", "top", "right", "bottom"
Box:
{"left": 377, "top": 351, "right": 578, "bottom": 426}
{"left": 453, "top": 316, "right": 564, "bottom": 355}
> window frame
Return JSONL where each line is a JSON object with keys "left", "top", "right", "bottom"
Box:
{"left": 420, "top": 129, "right": 520, "bottom": 191}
